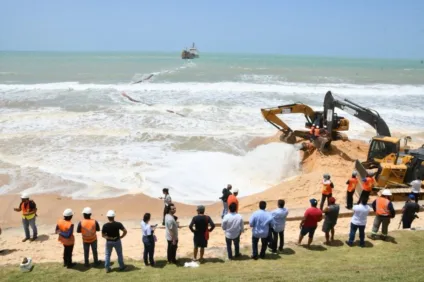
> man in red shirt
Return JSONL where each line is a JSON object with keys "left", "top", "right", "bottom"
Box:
{"left": 296, "top": 199, "right": 323, "bottom": 248}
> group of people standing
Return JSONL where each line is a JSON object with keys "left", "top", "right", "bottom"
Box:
{"left": 5, "top": 173, "right": 421, "bottom": 272}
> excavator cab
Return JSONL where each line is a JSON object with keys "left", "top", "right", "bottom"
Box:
{"left": 366, "top": 138, "right": 400, "bottom": 167}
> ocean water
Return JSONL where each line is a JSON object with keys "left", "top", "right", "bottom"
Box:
{"left": 0, "top": 52, "right": 423, "bottom": 203}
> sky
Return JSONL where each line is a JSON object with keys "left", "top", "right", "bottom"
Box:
{"left": 1, "top": 0, "right": 423, "bottom": 58}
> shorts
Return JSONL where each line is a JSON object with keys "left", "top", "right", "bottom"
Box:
{"left": 300, "top": 226, "right": 317, "bottom": 238}
{"left": 322, "top": 221, "right": 336, "bottom": 233}
{"left": 193, "top": 235, "right": 208, "bottom": 248}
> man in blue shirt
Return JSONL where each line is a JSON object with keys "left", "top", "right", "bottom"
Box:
{"left": 268, "top": 199, "right": 289, "bottom": 253}
{"left": 249, "top": 201, "right": 274, "bottom": 259}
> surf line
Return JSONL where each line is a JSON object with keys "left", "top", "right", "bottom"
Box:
{"left": 121, "top": 92, "right": 217, "bottom": 122}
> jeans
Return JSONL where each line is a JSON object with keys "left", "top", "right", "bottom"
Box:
{"left": 372, "top": 215, "right": 390, "bottom": 237}
{"left": 105, "top": 240, "right": 124, "bottom": 270}
{"left": 320, "top": 193, "right": 332, "bottom": 210}
{"left": 63, "top": 245, "right": 74, "bottom": 266}
{"left": 268, "top": 229, "right": 284, "bottom": 251}
{"left": 221, "top": 202, "right": 229, "bottom": 219}
{"left": 252, "top": 236, "right": 268, "bottom": 258}
{"left": 346, "top": 191, "right": 354, "bottom": 209}
{"left": 83, "top": 240, "right": 99, "bottom": 264}
{"left": 22, "top": 217, "right": 37, "bottom": 239}
{"left": 143, "top": 236, "right": 155, "bottom": 265}
{"left": 167, "top": 240, "right": 178, "bottom": 263}
{"left": 225, "top": 236, "right": 240, "bottom": 259}
{"left": 348, "top": 223, "right": 365, "bottom": 246}
{"left": 413, "top": 192, "right": 419, "bottom": 204}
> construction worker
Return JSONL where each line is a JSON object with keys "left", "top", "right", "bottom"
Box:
{"left": 401, "top": 194, "right": 420, "bottom": 229}
{"left": 227, "top": 188, "right": 239, "bottom": 213}
{"left": 13, "top": 193, "right": 38, "bottom": 242}
{"left": 102, "top": 210, "right": 127, "bottom": 273}
{"left": 320, "top": 174, "right": 334, "bottom": 210}
{"left": 322, "top": 197, "right": 340, "bottom": 245}
{"left": 371, "top": 189, "right": 395, "bottom": 240}
{"left": 346, "top": 171, "right": 359, "bottom": 209}
{"left": 56, "top": 208, "right": 76, "bottom": 268}
{"left": 309, "top": 124, "right": 316, "bottom": 140}
{"left": 357, "top": 171, "right": 375, "bottom": 204}
{"left": 77, "top": 207, "right": 101, "bottom": 267}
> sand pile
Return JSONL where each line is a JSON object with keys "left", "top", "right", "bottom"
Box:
{"left": 241, "top": 132, "right": 370, "bottom": 212}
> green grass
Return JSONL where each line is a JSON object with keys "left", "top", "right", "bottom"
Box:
{"left": 1, "top": 231, "right": 423, "bottom": 282}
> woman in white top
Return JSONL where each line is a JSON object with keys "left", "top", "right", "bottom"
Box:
{"left": 141, "top": 213, "right": 157, "bottom": 266}
{"left": 346, "top": 197, "right": 370, "bottom": 247}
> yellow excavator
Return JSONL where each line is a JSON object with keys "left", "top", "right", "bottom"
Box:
{"left": 260, "top": 101, "right": 350, "bottom": 144}
{"left": 323, "top": 91, "right": 424, "bottom": 199}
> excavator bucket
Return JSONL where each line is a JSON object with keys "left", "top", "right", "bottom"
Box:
{"left": 279, "top": 131, "right": 297, "bottom": 144}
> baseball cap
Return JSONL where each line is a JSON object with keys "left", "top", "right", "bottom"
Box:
{"left": 409, "top": 194, "right": 416, "bottom": 200}
{"left": 329, "top": 197, "right": 336, "bottom": 204}
{"left": 309, "top": 198, "right": 318, "bottom": 206}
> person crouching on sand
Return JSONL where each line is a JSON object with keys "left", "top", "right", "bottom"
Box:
{"left": 322, "top": 197, "right": 340, "bottom": 245}
{"left": 13, "top": 193, "right": 38, "bottom": 242}
{"left": 189, "top": 205, "right": 215, "bottom": 262}
{"left": 56, "top": 209, "right": 76, "bottom": 268}
{"left": 77, "top": 207, "right": 101, "bottom": 267}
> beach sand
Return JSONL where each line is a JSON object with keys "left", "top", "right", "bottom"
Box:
{"left": 0, "top": 134, "right": 418, "bottom": 265}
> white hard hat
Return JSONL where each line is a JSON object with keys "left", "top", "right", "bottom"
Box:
{"left": 106, "top": 210, "right": 116, "bottom": 217}
{"left": 82, "top": 207, "right": 92, "bottom": 214}
{"left": 316, "top": 126, "right": 320, "bottom": 128}
{"left": 352, "top": 171, "right": 358, "bottom": 176}
{"left": 232, "top": 188, "right": 239, "bottom": 193}
{"left": 63, "top": 208, "right": 74, "bottom": 217}
{"left": 20, "top": 193, "right": 29, "bottom": 199}
{"left": 381, "top": 189, "right": 392, "bottom": 196}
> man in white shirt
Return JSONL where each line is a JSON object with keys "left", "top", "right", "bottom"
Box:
{"left": 268, "top": 199, "right": 289, "bottom": 253}
{"left": 222, "top": 203, "right": 244, "bottom": 260}
{"left": 165, "top": 203, "right": 178, "bottom": 264}
{"left": 410, "top": 177, "right": 422, "bottom": 204}
{"left": 346, "top": 197, "right": 370, "bottom": 247}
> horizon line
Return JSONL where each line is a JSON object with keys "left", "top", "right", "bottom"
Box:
{"left": 0, "top": 49, "right": 423, "bottom": 61}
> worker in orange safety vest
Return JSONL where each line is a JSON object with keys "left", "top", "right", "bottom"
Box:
{"left": 77, "top": 207, "right": 101, "bottom": 267}
{"left": 56, "top": 208, "right": 76, "bottom": 268}
{"left": 370, "top": 189, "right": 395, "bottom": 240}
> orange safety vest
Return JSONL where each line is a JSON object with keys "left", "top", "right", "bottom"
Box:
{"left": 227, "top": 195, "right": 239, "bottom": 213}
{"left": 376, "top": 197, "right": 390, "bottom": 216}
{"left": 21, "top": 201, "right": 36, "bottom": 220}
{"left": 322, "top": 181, "right": 333, "bottom": 195}
{"left": 362, "top": 177, "right": 375, "bottom": 192}
{"left": 314, "top": 128, "right": 320, "bottom": 137}
{"left": 57, "top": 219, "right": 75, "bottom": 246}
{"left": 347, "top": 177, "right": 358, "bottom": 192}
{"left": 80, "top": 219, "right": 97, "bottom": 243}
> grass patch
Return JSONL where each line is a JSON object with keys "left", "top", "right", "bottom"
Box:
{"left": 1, "top": 231, "right": 424, "bottom": 282}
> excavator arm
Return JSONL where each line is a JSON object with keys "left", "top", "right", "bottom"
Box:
{"left": 260, "top": 103, "right": 319, "bottom": 144}
{"left": 323, "top": 91, "right": 391, "bottom": 137}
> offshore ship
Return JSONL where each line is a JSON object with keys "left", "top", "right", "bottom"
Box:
{"left": 181, "top": 43, "right": 199, "bottom": 59}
